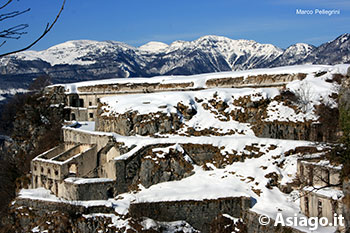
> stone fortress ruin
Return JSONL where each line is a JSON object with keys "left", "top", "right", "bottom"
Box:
{"left": 26, "top": 65, "right": 350, "bottom": 232}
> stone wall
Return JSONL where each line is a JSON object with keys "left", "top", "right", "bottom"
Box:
{"left": 300, "top": 190, "right": 343, "bottom": 225}
{"left": 205, "top": 73, "right": 306, "bottom": 88}
{"left": 59, "top": 178, "right": 115, "bottom": 201}
{"left": 297, "top": 158, "right": 341, "bottom": 187}
{"left": 108, "top": 143, "right": 210, "bottom": 193}
{"left": 129, "top": 196, "right": 252, "bottom": 233}
{"left": 76, "top": 81, "right": 195, "bottom": 94}
{"left": 14, "top": 198, "right": 114, "bottom": 216}
{"left": 63, "top": 127, "right": 113, "bottom": 151}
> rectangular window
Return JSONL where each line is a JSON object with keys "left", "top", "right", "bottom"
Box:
{"left": 318, "top": 200, "right": 322, "bottom": 217}
{"left": 89, "top": 113, "right": 94, "bottom": 118}
{"left": 305, "top": 196, "right": 309, "bottom": 216}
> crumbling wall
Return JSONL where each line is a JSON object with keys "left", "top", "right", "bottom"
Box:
{"left": 111, "top": 144, "right": 194, "bottom": 192}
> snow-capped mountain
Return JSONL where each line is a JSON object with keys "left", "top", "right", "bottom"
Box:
{"left": 265, "top": 43, "right": 315, "bottom": 67}
{"left": 0, "top": 33, "right": 349, "bottom": 91}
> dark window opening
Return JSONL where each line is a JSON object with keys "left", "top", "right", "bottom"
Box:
{"left": 79, "top": 99, "right": 84, "bottom": 107}
{"left": 71, "top": 98, "right": 78, "bottom": 107}
{"left": 300, "top": 165, "right": 304, "bottom": 177}
{"left": 308, "top": 166, "right": 313, "bottom": 186}
{"left": 89, "top": 101, "right": 92, "bottom": 106}
{"left": 325, "top": 169, "right": 330, "bottom": 184}
{"left": 107, "top": 188, "right": 114, "bottom": 199}
{"left": 71, "top": 113, "right": 76, "bottom": 121}
{"left": 305, "top": 196, "right": 309, "bottom": 216}
{"left": 318, "top": 200, "right": 322, "bottom": 217}
{"left": 89, "top": 113, "right": 94, "bottom": 118}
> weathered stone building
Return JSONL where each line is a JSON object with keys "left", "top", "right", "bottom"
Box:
{"left": 297, "top": 158, "right": 344, "bottom": 231}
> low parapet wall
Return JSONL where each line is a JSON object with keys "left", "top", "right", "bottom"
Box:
{"left": 60, "top": 178, "right": 115, "bottom": 201}
{"left": 129, "top": 196, "right": 252, "bottom": 233}
{"left": 76, "top": 81, "right": 195, "bottom": 94}
{"left": 14, "top": 198, "right": 114, "bottom": 216}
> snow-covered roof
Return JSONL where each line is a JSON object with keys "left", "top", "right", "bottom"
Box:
{"left": 65, "top": 177, "right": 114, "bottom": 185}
{"left": 303, "top": 186, "right": 344, "bottom": 200}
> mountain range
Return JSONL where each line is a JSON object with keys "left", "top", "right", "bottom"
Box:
{"left": 0, "top": 33, "right": 349, "bottom": 91}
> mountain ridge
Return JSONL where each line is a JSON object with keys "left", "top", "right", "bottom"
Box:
{"left": 0, "top": 33, "right": 349, "bottom": 92}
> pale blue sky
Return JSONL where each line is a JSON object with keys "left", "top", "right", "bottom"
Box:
{"left": 0, "top": 0, "right": 349, "bottom": 53}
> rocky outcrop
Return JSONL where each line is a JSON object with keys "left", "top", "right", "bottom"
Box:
{"left": 137, "top": 145, "right": 194, "bottom": 188}
{"left": 2, "top": 198, "right": 118, "bottom": 233}
{"left": 96, "top": 111, "right": 182, "bottom": 136}
{"left": 96, "top": 100, "right": 199, "bottom": 136}
{"left": 114, "top": 144, "right": 195, "bottom": 191}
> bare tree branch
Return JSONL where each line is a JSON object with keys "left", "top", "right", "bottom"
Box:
{"left": 0, "top": 40, "right": 6, "bottom": 48}
{"left": 0, "top": 0, "right": 66, "bottom": 58}
{"left": 0, "top": 24, "right": 28, "bottom": 39}
{"left": 0, "top": 8, "right": 30, "bottom": 21}
{"left": 0, "top": 0, "right": 12, "bottom": 10}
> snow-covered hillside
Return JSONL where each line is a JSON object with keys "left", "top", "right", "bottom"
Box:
{"left": 12, "top": 64, "right": 350, "bottom": 233}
